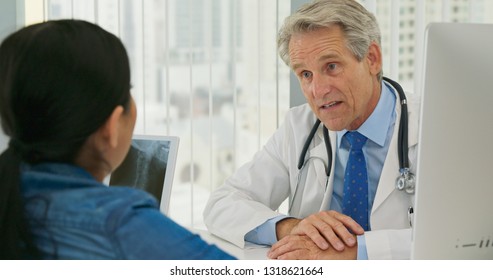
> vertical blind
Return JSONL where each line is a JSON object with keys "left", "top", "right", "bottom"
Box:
{"left": 22, "top": 0, "right": 493, "bottom": 228}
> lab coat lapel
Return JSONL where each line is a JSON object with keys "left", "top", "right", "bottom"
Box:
{"left": 293, "top": 127, "right": 329, "bottom": 217}
{"left": 311, "top": 129, "right": 329, "bottom": 190}
{"left": 319, "top": 129, "right": 338, "bottom": 211}
{"left": 372, "top": 91, "right": 419, "bottom": 213}
{"left": 372, "top": 128, "right": 400, "bottom": 211}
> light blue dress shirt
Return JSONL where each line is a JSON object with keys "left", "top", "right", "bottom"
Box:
{"left": 245, "top": 81, "right": 397, "bottom": 260}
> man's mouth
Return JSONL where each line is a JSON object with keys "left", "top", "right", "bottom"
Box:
{"left": 321, "top": 101, "right": 341, "bottom": 109}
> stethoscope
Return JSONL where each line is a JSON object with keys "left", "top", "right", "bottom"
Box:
{"left": 297, "top": 77, "right": 416, "bottom": 196}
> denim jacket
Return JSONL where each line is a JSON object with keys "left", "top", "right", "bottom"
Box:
{"left": 21, "top": 163, "right": 235, "bottom": 260}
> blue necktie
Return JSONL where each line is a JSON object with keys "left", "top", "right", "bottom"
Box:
{"left": 342, "top": 131, "right": 369, "bottom": 231}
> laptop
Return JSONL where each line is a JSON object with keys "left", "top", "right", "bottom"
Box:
{"left": 411, "top": 23, "right": 493, "bottom": 259}
{"left": 108, "top": 135, "right": 180, "bottom": 215}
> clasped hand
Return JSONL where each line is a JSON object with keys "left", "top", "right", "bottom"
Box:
{"left": 268, "top": 210, "right": 364, "bottom": 260}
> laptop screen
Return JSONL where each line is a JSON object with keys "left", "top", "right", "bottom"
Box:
{"left": 109, "top": 135, "right": 180, "bottom": 215}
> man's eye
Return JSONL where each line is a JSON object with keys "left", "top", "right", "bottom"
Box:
{"left": 328, "top": 63, "right": 337, "bottom": 71}
{"left": 301, "top": 71, "right": 312, "bottom": 79}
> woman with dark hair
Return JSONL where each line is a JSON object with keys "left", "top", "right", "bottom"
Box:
{"left": 0, "top": 19, "right": 234, "bottom": 260}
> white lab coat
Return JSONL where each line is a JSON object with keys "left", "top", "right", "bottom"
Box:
{"left": 204, "top": 84, "right": 420, "bottom": 260}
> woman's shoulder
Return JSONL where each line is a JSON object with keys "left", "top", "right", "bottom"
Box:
{"left": 23, "top": 168, "right": 161, "bottom": 228}
{"left": 79, "top": 185, "right": 159, "bottom": 211}
{"left": 22, "top": 162, "right": 156, "bottom": 205}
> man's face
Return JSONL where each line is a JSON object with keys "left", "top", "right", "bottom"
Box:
{"left": 288, "top": 25, "right": 382, "bottom": 131}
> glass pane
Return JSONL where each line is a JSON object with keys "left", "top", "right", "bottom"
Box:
{"left": 35, "top": 0, "right": 291, "bottom": 228}
{"left": 31, "top": 0, "right": 493, "bottom": 229}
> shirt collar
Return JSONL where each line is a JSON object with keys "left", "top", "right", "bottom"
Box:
{"left": 337, "top": 80, "right": 397, "bottom": 148}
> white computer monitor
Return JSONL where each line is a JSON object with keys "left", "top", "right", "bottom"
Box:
{"left": 109, "top": 135, "right": 180, "bottom": 215}
{"left": 411, "top": 22, "right": 493, "bottom": 259}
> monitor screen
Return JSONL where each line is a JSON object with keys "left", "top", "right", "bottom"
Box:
{"left": 109, "top": 135, "right": 179, "bottom": 215}
{"left": 411, "top": 23, "right": 493, "bottom": 259}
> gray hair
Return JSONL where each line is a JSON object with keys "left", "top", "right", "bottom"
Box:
{"left": 278, "top": 0, "right": 383, "bottom": 81}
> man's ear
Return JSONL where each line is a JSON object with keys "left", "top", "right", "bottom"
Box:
{"left": 366, "top": 42, "right": 382, "bottom": 76}
{"left": 97, "top": 105, "right": 125, "bottom": 150}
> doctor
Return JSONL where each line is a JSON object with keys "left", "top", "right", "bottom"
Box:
{"left": 204, "top": 0, "right": 419, "bottom": 260}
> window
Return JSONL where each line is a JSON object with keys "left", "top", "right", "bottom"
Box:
{"left": 16, "top": 0, "right": 493, "bottom": 228}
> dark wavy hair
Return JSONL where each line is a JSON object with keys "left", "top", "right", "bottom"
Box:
{"left": 0, "top": 19, "right": 131, "bottom": 259}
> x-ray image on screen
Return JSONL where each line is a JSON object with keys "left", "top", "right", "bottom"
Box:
{"left": 109, "top": 139, "right": 170, "bottom": 203}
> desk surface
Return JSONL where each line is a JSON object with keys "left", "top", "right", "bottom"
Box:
{"left": 192, "top": 228, "right": 270, "bottom": 260}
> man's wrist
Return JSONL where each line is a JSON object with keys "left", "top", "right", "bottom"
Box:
{"left": 275, "top": 217, "right": 300, "bottom": 240}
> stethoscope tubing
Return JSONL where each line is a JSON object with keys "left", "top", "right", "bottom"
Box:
{"left": 382, "top": 77, "right": 410, "bottom": 172}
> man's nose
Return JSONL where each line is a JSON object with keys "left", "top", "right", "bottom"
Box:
{"left": 310, "top": 74, "right": 332, "bottom": 99}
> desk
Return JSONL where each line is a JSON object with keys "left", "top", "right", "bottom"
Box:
{"left": 192, "top": 228, "right": 270, "bottom": 260}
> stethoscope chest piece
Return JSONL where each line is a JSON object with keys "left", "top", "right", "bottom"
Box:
{"left": 395, "top": 169, "right": 416, "bottom": 194}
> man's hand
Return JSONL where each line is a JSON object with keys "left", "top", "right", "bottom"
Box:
{"left": 267, "top": 235, "right": 357, "bottom": 260}
{"left": 276, "top": 210, "right": 364, "bottom": 251}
